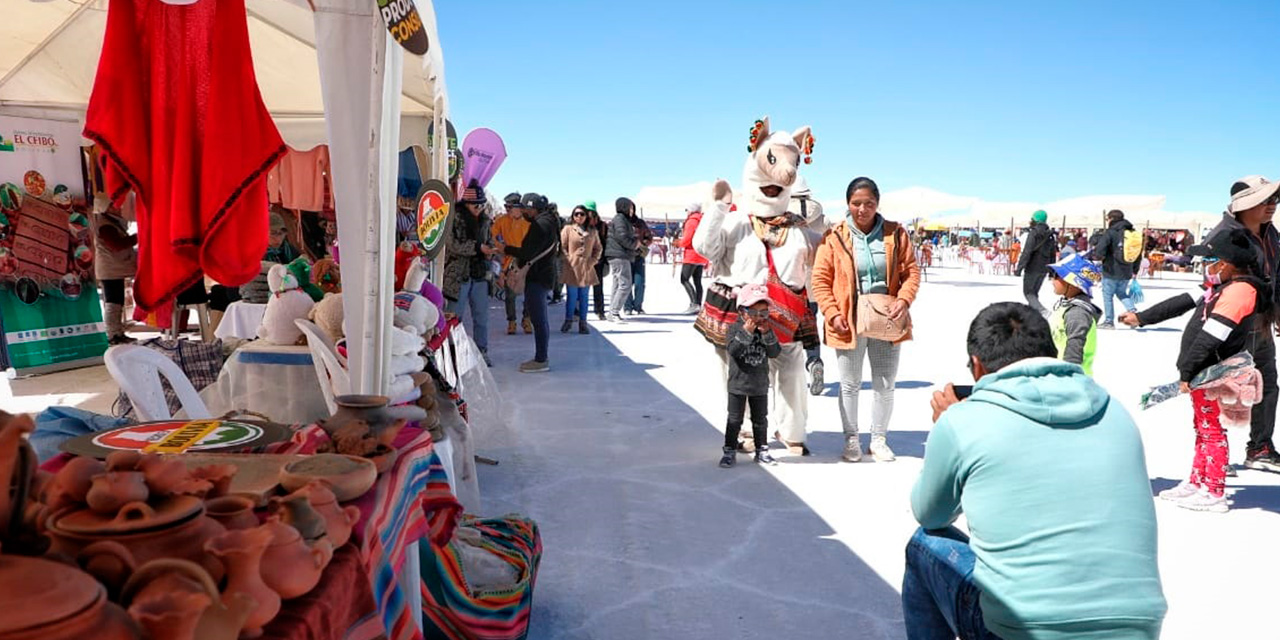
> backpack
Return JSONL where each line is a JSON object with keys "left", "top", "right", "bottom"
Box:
{"left": 1122, "top": 229, "right": 1143, "bottom": 264}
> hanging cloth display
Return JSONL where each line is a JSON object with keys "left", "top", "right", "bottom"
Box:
{"left": 278, "top": 146, "right": 331, "bottom": 212}
{"left": 84, "top": 0, "right": 286, "bottom": 312}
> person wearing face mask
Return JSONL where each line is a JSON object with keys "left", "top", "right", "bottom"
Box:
{"left": 1121, "top": 175, "right": 1280, "bottom": 473}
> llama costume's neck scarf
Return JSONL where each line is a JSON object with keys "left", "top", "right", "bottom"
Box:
{"left": 751, "top": 213, "right": 804, "bottom": 248}
{"left": 84, "top": 0, "right": 286, "bottom": 312}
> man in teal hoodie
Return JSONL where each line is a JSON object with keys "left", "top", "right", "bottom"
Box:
{"left": 905, "top": 302, "right": 1166, "bottom": 639}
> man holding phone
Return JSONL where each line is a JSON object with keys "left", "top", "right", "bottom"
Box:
{"left": 903, "top": 302, "right": 1165, "bottom": 640}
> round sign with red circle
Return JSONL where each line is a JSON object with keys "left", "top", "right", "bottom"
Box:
{"left": 416, "top": 179, "right": 453, "bottom": 259}
{"left": 61, "top": 419, "right": 290, "bottom": 458}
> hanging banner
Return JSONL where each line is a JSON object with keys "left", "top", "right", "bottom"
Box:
{"left": 0, "top": 115, "right": 106, "bottom": 373}
{"left": 426, "top": 119, "right": 460, "bottom": 183}
{"left": 375, "top": 0, "right": 429, "bottom": 55}
{"left": 416, "top": 179, "right": 453, "bottom": 260}
{"left": 459, "top": 128, "right": 507, "bottom": 190}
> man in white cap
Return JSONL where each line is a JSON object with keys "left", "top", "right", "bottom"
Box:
{"left": 789, "top": 177, "right": 829, "bottom": 395}
{"left": 1121, "top": 175, "right": 1280, "bottom": 472}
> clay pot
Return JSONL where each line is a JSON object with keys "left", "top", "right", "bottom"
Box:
{"left": 278, "top": 454, "right": 377, "bottom": 502}
{"left": 206, "top": 496, "right": 259, "bottom": 531}
{"left": 105, "top": 450, "right": 143, "bottom": 472}
{"left": 322, "top": 394, "right": 396, "bottom": 439}
{"left": 0, "top": 553, "right": 141, "bottom": 640}
{"left": 86, "top": 472, "right": 150, "bottom": 514}
{"left": 138, "top": 455, "right": 211, "bottom": 497}
{"left": 46, "top": 496, "right": 227, "bottom": 583}
{"left": 258, "top": 517, "right": 334, "bottom": 599}
{"left": 0, "top": 412, "right": 36, "bottom": 546}
{"left": 268, "top": 491, "right": 327, "bottom": 542}
{"left": 45, "top": 456, "right": 106, "bottom": 513}
{"left": 122, "top": 559, "right": 250, "bottom": 640}
{"left": 291, "top": 482, "right": 360, "bottom": 548}
{"left": 77, "top": 540, "right": 136, "bottom": 601}
{"left": 189, "top": 464, "right": 237, "bottom": 499}
{"left": 205, "top": 527, "right": 280, "bottom": 638}
{"left": 367, "top": 444, "right": 399, "bottom": 474}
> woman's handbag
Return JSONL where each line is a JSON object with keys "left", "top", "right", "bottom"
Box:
{"left": 502, "top": 241, "right": 558, "bottom": 296}
{"left": 837, "top": 225, "right": 911, "bottom": 343}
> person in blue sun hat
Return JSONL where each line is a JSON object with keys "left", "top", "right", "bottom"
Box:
{"left": 1048, "top": 253, "right": 1103, "bottom": 375}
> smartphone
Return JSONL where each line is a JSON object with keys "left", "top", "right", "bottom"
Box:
{"left": 953, "top": 385, "right": 974, "bottom": 400}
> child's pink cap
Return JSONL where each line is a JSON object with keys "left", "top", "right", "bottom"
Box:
{"left": 736, "top": 283, "right": 770, "bottom": 308}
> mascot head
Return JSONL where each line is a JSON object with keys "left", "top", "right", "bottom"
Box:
{"left": 742, "top": 117, "right": 814, "bottom": 218}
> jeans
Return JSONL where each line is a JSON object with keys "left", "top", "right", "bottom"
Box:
{"left": 1100, "top": 277, "right": 1137, "bottom": 324}
{"left": 593, "top": 262, "right": 606, "bottom": 317}
{"left": 626, "top": 258, "right": 646, "bottom": 311}
{"left": 1246, "top": 328, "right": 1278, "bottom": 454}
{"left": 1021, "top": 268, "right": 1048, "bottom": 315}
{"left": 902, "top": 527, "right": 1001, "bottom": 640}
{"left": 680, "top": 264, "right": 704, "bottom": 306}
{"left": 525, "top": 281, "right": 550, "bottom": 362}
{"left": 725, "top": 393, "right": 768, "bottom": 449}
{"left": 503, "top": 284, "right": 524, "bottom": 323}
{"left": 447, "top": 279, "right": 490, "bottom": 353}
{"left": 608, "top": 259, "right": 632, "bottom": 316}
{"left": 805, "top": 301, "right": 821, "bottom": 364}
{"left": 836, "top": 337, "right": 901, "bottom": 437}
{"left": 564, "top": 285, "right": 590, "bottom": 322}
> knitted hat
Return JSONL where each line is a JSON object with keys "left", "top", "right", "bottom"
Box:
{"left": 461, "top": 181, "right": 485, "bottom": 204}
{"left": 736, "top": 283, "right": 770, "bottom": 308}
{"left": 520, "top": 192, "right": 547, "bottom": 211}
{"left": 583, "top": 200, "right": 598, "bottom": 213}
{"left": 1031, "top": 210, "right": 1048, "bottom": 224}
{"left": 1048, "top": 253, "right": 1102, "bottom": 296}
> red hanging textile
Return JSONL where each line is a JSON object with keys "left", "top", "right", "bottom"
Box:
{"left": 84, "top": 0, "right": 286, "bottom": 312}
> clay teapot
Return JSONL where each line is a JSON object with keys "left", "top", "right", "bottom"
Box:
{"left": 257, "top": 516, "right": 334, "bottom": 599}
{"left": 46, "top": 496, "right": 227, "bottom": 582}
{"left": 44, "top": 456, "right": 106, "bottom": 513}
{"left": 322, "top": 395, "right": 407, "bottom": 456}
{"left": 0, "top": 551, "right": 141, "bottom": 639}
{"left": 122, "top": 559, "right": 254, "bottom": 640}
{"left": 86, "top": 471, "right": 150, "bottom": 514}
{"left": 291, "top": 481, "right": 360, "bottom": 548}
{"left": 206, "top": 495, "right": 259, "bottom": 530}
{"left": 269, "top": 490, "right": 327, "bottom": 542}
{"left": 0, "top": 411, "right": 37, "bottom": 547}
{"left": 205, "top": 527, "right": 280, "bottom": 638}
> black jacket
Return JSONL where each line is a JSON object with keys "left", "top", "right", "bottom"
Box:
{"left": 1136, "top": 278, "right": 1270, "bottom": 381}
{"left": 726, "top": 319, "right": 781, "bottom": 396}
{"left": 1016, "top": 222, "right": 1056, "bottom": 274}
{"left": 1094, "top": 219, "right": 1141, "bottom": 280}
{"left": 1207, "top": 212, "right": 1280, "bottom": 313}
{"left": 514, "top": 210, "right": 560, "bottom": 288}
{"left": 605, "top": 213, "right": 638, "bottom": 261}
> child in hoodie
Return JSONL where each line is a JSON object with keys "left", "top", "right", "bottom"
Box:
{"left": 720, "top": 284, "right": 780, "bottom": 468}
{"left": 1047, "top": 254, "right": 1103, "bottom": 375}
{"left": 1149, "top": 228, "right": 1270, "bottom": 512}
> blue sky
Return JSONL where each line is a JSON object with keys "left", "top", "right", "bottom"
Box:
{"left": 435, "top": 1, "right": 1280, "bottom": 215}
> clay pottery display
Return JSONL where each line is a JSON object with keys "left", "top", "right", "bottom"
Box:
{"left": 45, "top": 456, "right": 106, "bottom": 512}
{"left": 0, "top": 412, "right": 36, "bottom": 545}
{"left": 77, "top": 540, "right": 137, "bottom": 600}
{"left": 367, "top": 444, "right": 399, "bottom": 473}
{"left": 278, "top": 453, "right": 377, "bottom": 502}
{"left": 205, "top": 527, "right": 280, "bottom": 638}
{"left": 206, "top": 496, "right": 259, "bottom": 530}
{"left": 122, "top": 559, "right": 253, "bottom": 640}
{"left": 323, "top": 394, "right": 397, "bottom": 439}
{"left": 257, "top": 517, "right": 334, "bottom": 599}
{"left": 0, "top": 553, "right": 141, "bottom": 640}
{"left": 138, "top": 455, "right": 211, "bottom": 497}
{"left": 268, "top": 491, "right": 327, "bottom": 542}
{"left": 291, "top": 481, "right": 360, "bottom": 547}
{"left": 189, "top": 464, "right": 237, "bottom": 499}
{"left": 46, "top": 496, "right": 227, "bottom": 582}
{"left": 105, "top": 450, "right": 143, "bottom": 472}
{"left": 86, "top": 471, "right": 150, "bottom": 514}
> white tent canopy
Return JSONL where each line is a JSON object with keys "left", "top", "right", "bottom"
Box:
{"left": 0, "top": 0, "right": 440, "bottom": 149}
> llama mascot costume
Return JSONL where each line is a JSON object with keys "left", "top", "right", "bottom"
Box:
{"left": 693, "top": 117, "right": 819, "bottom": 455}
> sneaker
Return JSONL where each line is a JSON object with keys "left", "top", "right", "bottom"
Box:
{"left": 608, "top": 313, "right": 626, "bottom": 323}
{"left": 1174, "top": 487, "right": 1229, "bottom": 513}
{"left": 518, "top": 359, "right": 549, "bottom": 373}
{"left": 719, "top": 446, "right": 736, "bottom": 468}
{"left": 507, "top": 321, "right": 517, "bottom": 335}
{"left": 480, "top": 349, "right": 493, "bottom": 368}
{"left": 841, "top": 435, "right": 862, "bottom": 463}
{"left": 869, "top": 436, "right": 896, "bottom": 462}
{"left": 1243, "top": 445, "right": 1280, "bottom": 473}
{"left": 560, "top": 319, "right": 573, "bottom": 333}
{"left": 522, "top": 317, "right": 534, "bottom": 334}
{"left": 807, "top": 359, "right": 825, "bottom": 396}
{"left": 682, "top": 304, "right": 701, "bottom": 315}
{"left": 1098, "top": 322, "right": 1115, "bottom": 330}
{"left": 754, "top": 448, "right": 777, "bottom": 466}
{"left": 1158, "top": 480, "right": 1200, "bottom": 501}
{"left": 578, "top": 320, "right": 590, "bottom": 335}
{"left": 634, "top": 306, "right": 646, "bottom": 315}
{"left": 596, "top": 313, "right": 606, "bottom": 321}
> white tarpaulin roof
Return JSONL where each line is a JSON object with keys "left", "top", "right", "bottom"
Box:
{"left": 0, "top": 0, "right": 442, "bottom": 149}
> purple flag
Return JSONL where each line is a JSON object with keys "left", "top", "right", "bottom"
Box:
{"left": 460, "top": 128, "right": 506, "bottom": 189}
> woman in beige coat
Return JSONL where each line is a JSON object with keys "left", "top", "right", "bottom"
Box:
{"left": 560, "top": 205, "right": 604, "bottom": 334}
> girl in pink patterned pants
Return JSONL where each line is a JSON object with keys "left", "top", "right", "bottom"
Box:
{"left": 1188, "top": 390, "right": 1229, "bottom": 499}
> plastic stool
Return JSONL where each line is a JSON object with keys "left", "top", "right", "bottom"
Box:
{"left": 169, "top": 302, "right": 213, "bottom": 341}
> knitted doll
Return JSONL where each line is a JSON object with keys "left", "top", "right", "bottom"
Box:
{"left": 257, "top": 264, "right": 314, "bottom": 344}
{"left": 311, "top": 257, "right": 341, "bottom": 295}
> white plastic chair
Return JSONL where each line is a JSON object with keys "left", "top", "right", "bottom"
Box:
{"left": 295, "top": 318, "right": 350, "bottom": 415}
{"left": 104, "top": 344, "right": 212, "bottom": 421}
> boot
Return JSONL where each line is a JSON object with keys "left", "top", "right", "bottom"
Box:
{"left": 754, "top": 445, "right": 777, "bottom": 466}
{"left": 719, "top": 446, "right": 736, "bottom": 468}
{"left": 578, "top": 318, "right": 590, "bottom": 334}
{"left": 560, "top": 319, "right": 573, "bottom": 333}
{"left": 507, "top": 320, "right": 517, "bottom": 335}
{"left": 104, "top": 303, "right": 131, "bottom": 344}
{"left": 523, "top": 316, "right": 534, "bottom": 334}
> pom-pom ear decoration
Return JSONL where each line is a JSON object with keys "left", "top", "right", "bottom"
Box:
{"left": 747, "top": 119, "right": 767, "bottom": 153}
{"left": 802, "top": 133, "right": 816, "bottom": 165}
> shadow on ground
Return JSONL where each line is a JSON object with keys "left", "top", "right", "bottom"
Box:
{"left": 471, "top": 304, "right": 906, "bottom": 639}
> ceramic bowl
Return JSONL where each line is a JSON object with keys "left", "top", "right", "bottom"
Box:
{"left": 278, "top": 454, "right": 377, "bottom": 502}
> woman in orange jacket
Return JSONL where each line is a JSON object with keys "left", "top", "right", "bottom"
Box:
{"left": 811, "top": 177, "right": 921, "bottom": 464}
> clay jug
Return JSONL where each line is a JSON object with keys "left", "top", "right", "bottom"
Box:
{"left": 86, "top": 472, "right": 150, "bottom": 514}
{"left": 322, "top": 394, "right": 395, "bottom": 438}
{"left": 77, "top": 540, "right": 137, "bottom": 601}
{"left": 258, "top": 516, "right": 334, "bottom": 599}
{"left": 293, "top": 481, "right": 360, "bottom": 548}
{"left": 206, "top": 496, "right": 258, "bottom": 530}
{"left": 189, "top": 464, "right": 237, "bottom": 499}
{"left": 123, "top": 559, "right": 251, "bottom": 640}
{"left": 205, "top": 527, "right": 279, "bottom": 639}
{"left": 45, "top": 456, "right": 106, "bottom": 513}
{"left": 0, "top": 412, "right": 36, "bottom": 545}
{"left": 269, "top": 491, "right": 327, "bottom": 542}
